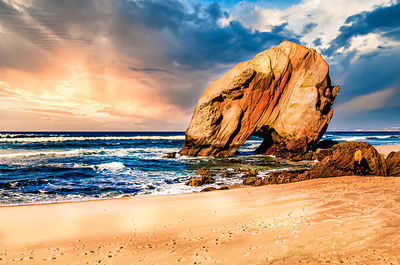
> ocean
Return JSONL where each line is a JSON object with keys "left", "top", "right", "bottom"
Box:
{"left": 0, "top": 131, "right": 399, "bottom": 206}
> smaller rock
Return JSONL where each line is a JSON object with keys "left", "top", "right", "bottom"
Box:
{"left": 219, "top": 171, "right": 234, "bottom": 177}
{"left": 264, "top": 170, "right": 305, "bottom": 184}
{"left": 312, "top": 148, "right": 333, "bottom": 161}
{"left": 186, "top": 176, "right": 215, "bottom": 186}
{"left": 243, "top": 177, "right": 262, "bottom": 186}
{"left": 162, "top": 152, "right": 176, "bottom": 158}
{"left": 302, "top": 141, "right": 386, "bottom": 179}
{"left": 235, "top": 167, "right": 251, "bottom": 172}
{"left": 201, "top": 187, "right": 217, "bottom": 192}
{"left": 386, "top": 151, "right": 400, "bottom": 176}
{"left": 218, "top": 186, "right": 229, "bottom": 190}
{"left": 196, "top": 167, "right": 213, "bottom": 177}
{"left": 243, "top": 169, "right": 258, "bottom": 178}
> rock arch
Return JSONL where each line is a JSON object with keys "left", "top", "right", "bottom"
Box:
{"left": 180, "top": 41, "right": 340, "bottom": 159}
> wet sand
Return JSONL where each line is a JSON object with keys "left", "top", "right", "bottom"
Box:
{"left": 1, "top": 175, "right": 400, "bottom": 264}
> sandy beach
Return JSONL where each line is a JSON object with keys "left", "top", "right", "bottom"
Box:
{"left": 1, "top": 146, "right": 400, "bottom": 265}
{"left": 375, "top": 145, "right": 400, "bottom": 157}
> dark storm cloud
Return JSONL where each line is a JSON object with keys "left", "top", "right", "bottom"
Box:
{"left": 383, "top": 28, "right": 400, "bottom": 40}
{"left": 332, "top": 46, "right": 400, "bottom": 103}
{"left": 116, "top": 0, "right": 299, "bottom": 70}
{"left": 0, "top": 0, "right": 299, "bottom": 70}
{"left": 324, "top": 2, "right": 400, "bottom": 56}
{"left": 328, "top": 44, "right": 400, "bottom": 129}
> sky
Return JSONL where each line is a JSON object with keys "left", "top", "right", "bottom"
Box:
{"left": 0, "top": 0, "right": 399, "bottom": 131}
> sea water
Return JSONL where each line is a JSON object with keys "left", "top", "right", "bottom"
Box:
{"left": 0, "top": 131, "right": 399, "bottom": 206}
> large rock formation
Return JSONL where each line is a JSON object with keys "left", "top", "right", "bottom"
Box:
{"left": 386, "top": 151, "right": 400, "bottom": 176}
{"left": 180, "top": 40, "right": 340, "bottom": 158}
{"left": 298, "top": 141, "right": 387, "bottom": 179}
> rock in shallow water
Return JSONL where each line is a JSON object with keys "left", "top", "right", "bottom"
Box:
{"left": 180, "top": 40, "right": 339, "bottom": 159}
{"left": 243, "top": 177, "right": 263, "bottom": 186}
{"left": 186, "top": 176, "right": 215, "bottom": 186}
{"left": 162, "top": 152, "right": 176, "bottom": 158}
{"left": 299, "top": 141, "right": 387, "bottom": 179}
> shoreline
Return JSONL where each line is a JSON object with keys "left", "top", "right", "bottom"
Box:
{"left": 1, "top": 144, "right": 398, "bottom": 208}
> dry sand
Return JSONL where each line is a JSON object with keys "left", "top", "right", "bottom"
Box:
{"left": 375, "top": 145, "right": 400, "bottom": 157}
{"left": 1, "top": 176, "right": 400, "bottom": 264}
{"left": 1, "top": 145, "right": 400, "bottom": 264}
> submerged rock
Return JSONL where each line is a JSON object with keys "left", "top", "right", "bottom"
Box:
{"left": 162, "top": 152, "right": 176, "bottom": 158}
{"left": 299, "top": 141, "right": 387, "bottom": 179}
{"left": 386, "top": 151, "right": 400, "bottom": 176}
{"left": 180, "top": 40, "right": 339, "bottom": 159}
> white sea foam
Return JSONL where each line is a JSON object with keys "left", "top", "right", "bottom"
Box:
{"left": 0, "top": 149, "right": 86, "bottom": 158}
{"left": 332, "top": 136, "right": 367, "bottom": 142}
{"left": 95, "top": 162, "right": 125, "bottom": 170}
{"left": 0, "top": 146, "right": 182, "bottom": 160}
{"left": 367, "top": 135, "right": 399, "bottom": 139}
{"left": 0, "top": 135, "right": 185, "bottom": 143}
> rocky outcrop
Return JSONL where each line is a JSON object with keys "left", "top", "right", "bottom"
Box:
{"left": 201, "top": 186, "right": 229, "bottom": 192}
{"left": 386, "top": 151, "right": 400, "bottom": 176}
{"left": 180, "top": 40, "right": 339, "bottom": 159}
{"left": 162, "top": 152, "right": 176, "bottom": 158}
{"left": 243, "top": 176, "right": 263, "bottom": 186}
{"left": 186, "top": 175, "right": 215, "bottom": 186}
{"left": 186, "top": 167, "right": 215, "bottom": 186}
{"left": 299, "top": 141, "right": 387, "bottom": 179}
{"left": 265, "top": 170, "right": 307, "bottom": 184}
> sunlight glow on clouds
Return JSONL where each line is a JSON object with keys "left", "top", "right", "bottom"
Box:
{"left": 0, "top": 0, "right": 399, "bottom": 130}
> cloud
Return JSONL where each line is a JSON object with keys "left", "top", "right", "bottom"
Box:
{"left": 335, "top": 87, "right": 395, "bottom": 113}
{"left": 129, "top": 67, "right": 173, "bottom": 75}
{"left": 230, "top": 0, "right": 393, "bottom": 50}
{"left": 24, "top": 108, "right": 79, "bottom": 116}
{"left": 324, "top": 2, "right": 400, "bottom": 55}
{"left": 0, "top": 0, "right": 399, "bottom": 130}
{"left": 0, "top": 0, "right": 302, "bottom": 130}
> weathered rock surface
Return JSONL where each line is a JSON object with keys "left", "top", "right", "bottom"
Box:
{"left": 180, "top": 40, "right": 339, "bottom": 159}
{"left": 196, "top": 167, "right": 213, "bottom": 177}
{"left": 243, "top": 176, "right": 262, "bottom": 186}
{"left": 265, "top": 170, "right": 307, "bottom": 184}
{"left": 386, "top": 151, "right": 400, "bottom": 176}
{"left": 162, "top": 152, "right": 176, "bottom": 158}
{"left": 186, "top": 175, "right": 215, "bottom": 186}
{"left": 201, "top": 187, "right": 217, "bottom": 192}
{"left": 186, "top": 167, "right": 215, "bottom": 186}
{"left": 201, "top": 186, "right": 229, "bottom": 192}
{"left": 242, "top": 169, "right": 258, "bottom": 178}
{"left": 299, "top": 141, "right": 387, "bottom": 179}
